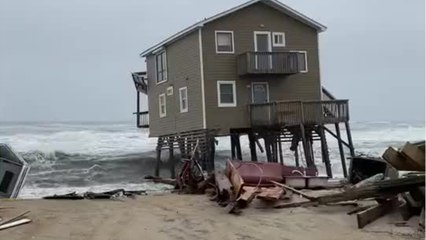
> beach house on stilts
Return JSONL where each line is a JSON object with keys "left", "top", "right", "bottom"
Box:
{"left": 131, "top": 0, "right": 355, "bottom": 178}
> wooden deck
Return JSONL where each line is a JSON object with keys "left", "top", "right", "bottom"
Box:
{"left": 250, "top": 100, "right": 349, "bottom": 127}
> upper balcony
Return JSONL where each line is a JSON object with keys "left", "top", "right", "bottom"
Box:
{"left": 237, "top": 51, "right": 300, "bottom": 76}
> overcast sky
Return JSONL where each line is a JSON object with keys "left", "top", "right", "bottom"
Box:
{"left": 0, "top": 0, "right": 424, "bottom": 122}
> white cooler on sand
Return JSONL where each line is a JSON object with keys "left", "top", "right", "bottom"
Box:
{"left": 0, "top": 144, "right": 30, "bottom": 198}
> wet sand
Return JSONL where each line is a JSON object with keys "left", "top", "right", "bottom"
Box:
{"left": 0, "top": 194, "right": 423, "bottom": 240}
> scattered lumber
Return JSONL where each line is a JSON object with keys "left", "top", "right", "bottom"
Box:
{"left": 43, "top": 192, "right": 84, "bottom": 200}
{"left": 270, "top": 181, "right": 317, "bottom": 201}
{"left": 257, "top": 187, "right": 284, "bottom": 201}
{"left": 356, "top": 198, "right": 398, "bottom": 229}
{"left": 44, "top": 189, "right": 147, "bottom": 200}
{"left": 316, "top": 175, "right": 424, "bottom": 205}
{"left": 382, "top": 142, "right": 425, "bottom": 171}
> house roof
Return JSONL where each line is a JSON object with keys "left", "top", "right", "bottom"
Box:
{"left": 140, "top": 0, "right": 327, "bottom": 57}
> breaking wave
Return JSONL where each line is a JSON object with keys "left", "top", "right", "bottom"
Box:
{"left": 0, "top": 121, "right": 424, "bottom": 199}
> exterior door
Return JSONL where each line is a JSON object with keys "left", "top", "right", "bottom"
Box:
{"left": 252, "top": 82, "right": 269, "bottom": 103}
{"left": 254, "top": 32, "right": 272, "bottom": 69}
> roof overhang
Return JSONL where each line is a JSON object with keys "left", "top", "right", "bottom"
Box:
{"left": 140, "top": 0, "right": 326, "bottom": 57}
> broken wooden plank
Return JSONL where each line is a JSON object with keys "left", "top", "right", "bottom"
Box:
{"left": 271, "top": 180, "right": 317, "bottom": 201}
{"left": 273, "top": 200, "right": 315, "bottom": 209}
{"left": 227, "top": 160, "right": 245, "bottom": 196}
{"left": 316, "top": 175, "right": 424, "bottom": 205}
{"left": 0, "top": 211, "right": 30, "bottom": 226}
{"left": 357, "top": 198, "right": 398, "bottom": 229}
{"left": 215, "top": 170, "right": 233, "bottom": 203}
{"left": 257, "top": 186, "right": 285, "bottom": 201}
{"left": 347, "top": 205, "right": 375, "bottom": 215}
{"left": 382, "top": 147, "right": 421, "bottom": 171}
{"left": 0, "top": 218, "right": 31, "bottom": 231}
{"left": 400, "top": 142, "right": 425, "bottom": 171}
{"left": 237, "top": 186, "right": 258, "bottom": 205}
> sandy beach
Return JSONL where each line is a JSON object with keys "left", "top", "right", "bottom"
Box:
{"left": 0, "top": 194, "right": 423, "bottom": 240}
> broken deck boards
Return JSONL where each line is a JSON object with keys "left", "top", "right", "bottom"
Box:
{"left": 356, "top": 198, "right": 398, "bottom": 229}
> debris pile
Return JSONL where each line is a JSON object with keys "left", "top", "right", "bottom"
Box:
{"left": 43, "top": 189, "right": 147, "bottom": 200}
{"left": 168, "top": 141, "right": 425, "bottom": 231}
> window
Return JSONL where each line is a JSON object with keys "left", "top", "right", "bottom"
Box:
{"left": 156, "top": 51, "right": 167, "bottom": 83}
{"left": 166, "top": 86, "right": 173, "bottom": 96}
{"left": 217, "top": 81, "right": 237, "bottom": 107}
{"left": 291, "top": 51, "right": 308, "bottom": 73}
{"left": 272, "top": 32, "right": 286, "bottom": 47}
{"left": 215, "top": 31, "right": 234, "bottom": 53}
{"left": 159, "top": 93, "right": 166, "bottom": 118}
{"left": 179, "top": 87, "right": 188, "bottom": 113}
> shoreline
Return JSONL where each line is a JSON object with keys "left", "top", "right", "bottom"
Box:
{"left": 1, "top": 193, "right": 422, "bottom": 240}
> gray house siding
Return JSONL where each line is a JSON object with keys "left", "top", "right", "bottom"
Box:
{"left": 146, "top": 31, "right": 204, "bottom": 137}
{"left": 201, "top": 2, "right": 322, "bottom": 135}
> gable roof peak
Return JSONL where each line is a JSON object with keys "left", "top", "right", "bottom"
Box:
{"left": 140, "top": 0, "right": 326, "bottom": 57}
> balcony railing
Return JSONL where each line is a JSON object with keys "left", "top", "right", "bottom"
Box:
{"left": 134, "top": 111, "right": 149, "bottom": 128}
{"left": 250, "top": 100, "right": 349, "bottom": 127}
{"left": 237, "top": 52, "right": 300, "bottom": 75}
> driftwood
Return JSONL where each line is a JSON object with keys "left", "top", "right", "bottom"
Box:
{"left": 271, "top": 181, "right": 317, "bottom": 201}
{"left": 43, "top": 192, "right": 84, "bottom": 200}
{"left": 0, "top": 218, "right": 31, "bottom": 231}
{"left": 0, "top": 211, "right": 30, "bottom": 226}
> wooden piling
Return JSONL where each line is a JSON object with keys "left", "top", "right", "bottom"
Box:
{"left": 155, "top": 137, "right": 163, "bottom": 177}
{"left": 345, "top": 121, "right": 356, "bottom": 157}
{"left": 168, "top": 137, "right": 175, "bottom": 179}
{"left": 235, "top": 134, "right": 242, "bottom": 160}
{"left": 248, "top": 132, "right": 258, "bottom": 162}
{"left": 136, "top": 91, "right": 140, "bottom": 127}
{"left": 294, "top": 145, "right": 300, "bottom": 167}
{"left": 300, "top": 124, "right": 314, "bottom": 167}
{"left": 335, "top": 123, "right": 348, "bottom": 178}
{"left": 278, "top": 133, "right": 283, "bottom": 165}
{"left": 319, "top": 126, "right": 332, "bottom": 178}
{"left": 230, "top": 134, "right": 236, "bottom": 159}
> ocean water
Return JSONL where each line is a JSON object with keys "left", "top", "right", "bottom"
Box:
{"left": 0, "top": 121, "right": 424, "bottom": 199}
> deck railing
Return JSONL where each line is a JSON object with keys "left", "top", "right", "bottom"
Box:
{"left": 134, "top": 111, "right": 149, "bottom": 128}
{"left": 237, "top": 52, "right": 300, "bottom": 75}
{"left": 250, "top": 100, "right": 349, "bottom": 127}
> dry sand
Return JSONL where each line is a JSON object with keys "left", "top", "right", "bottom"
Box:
{"left": 0, "top": 194, "right": 423, "bottom": 240}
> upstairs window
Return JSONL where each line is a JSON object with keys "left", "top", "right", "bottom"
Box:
{"left": 179, "top": 87, "right": 188, "bottom": 113}
{"left": 156, "top": 51, "right": 167, "bottom": 83}
{"left": 217, "top": 81, "right": 237, "bottom": 107}
{"left": 215, "top": 31, "right": 234, "bottom": 54}
{"left": 295, "top": 51, "right": 308, "bottom": 73}
{"left": 272, "top": 32, "right": 286, "bottom": 47}
{"left": 159, "top": 93, "right": 166, "bottom": 118}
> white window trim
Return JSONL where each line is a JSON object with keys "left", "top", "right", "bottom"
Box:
{"left": 159, "top": 93, "right": 166, "bottom": 118}
{"left": 179, "top": 87, "right": 188, "bottom": 113}
{"left": 217, "top": 80, "right": 237, "bottom": 107}
{"left": 215, "top": 30, "right": 235, "bottom": 54}
{"left": 290, "top": 50, "right": 308, "bottom": 73}
{"left": 272, "top": 32, "right": 286, "bottom": 47}
{"left": 155, "top": 50, "right": 167, "bottom": 85}
{"left": 251, "top": 82, "right": 270, "bottom": 103}
{"left": 254, "top": 31, "right": 272, "bottom": 52}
